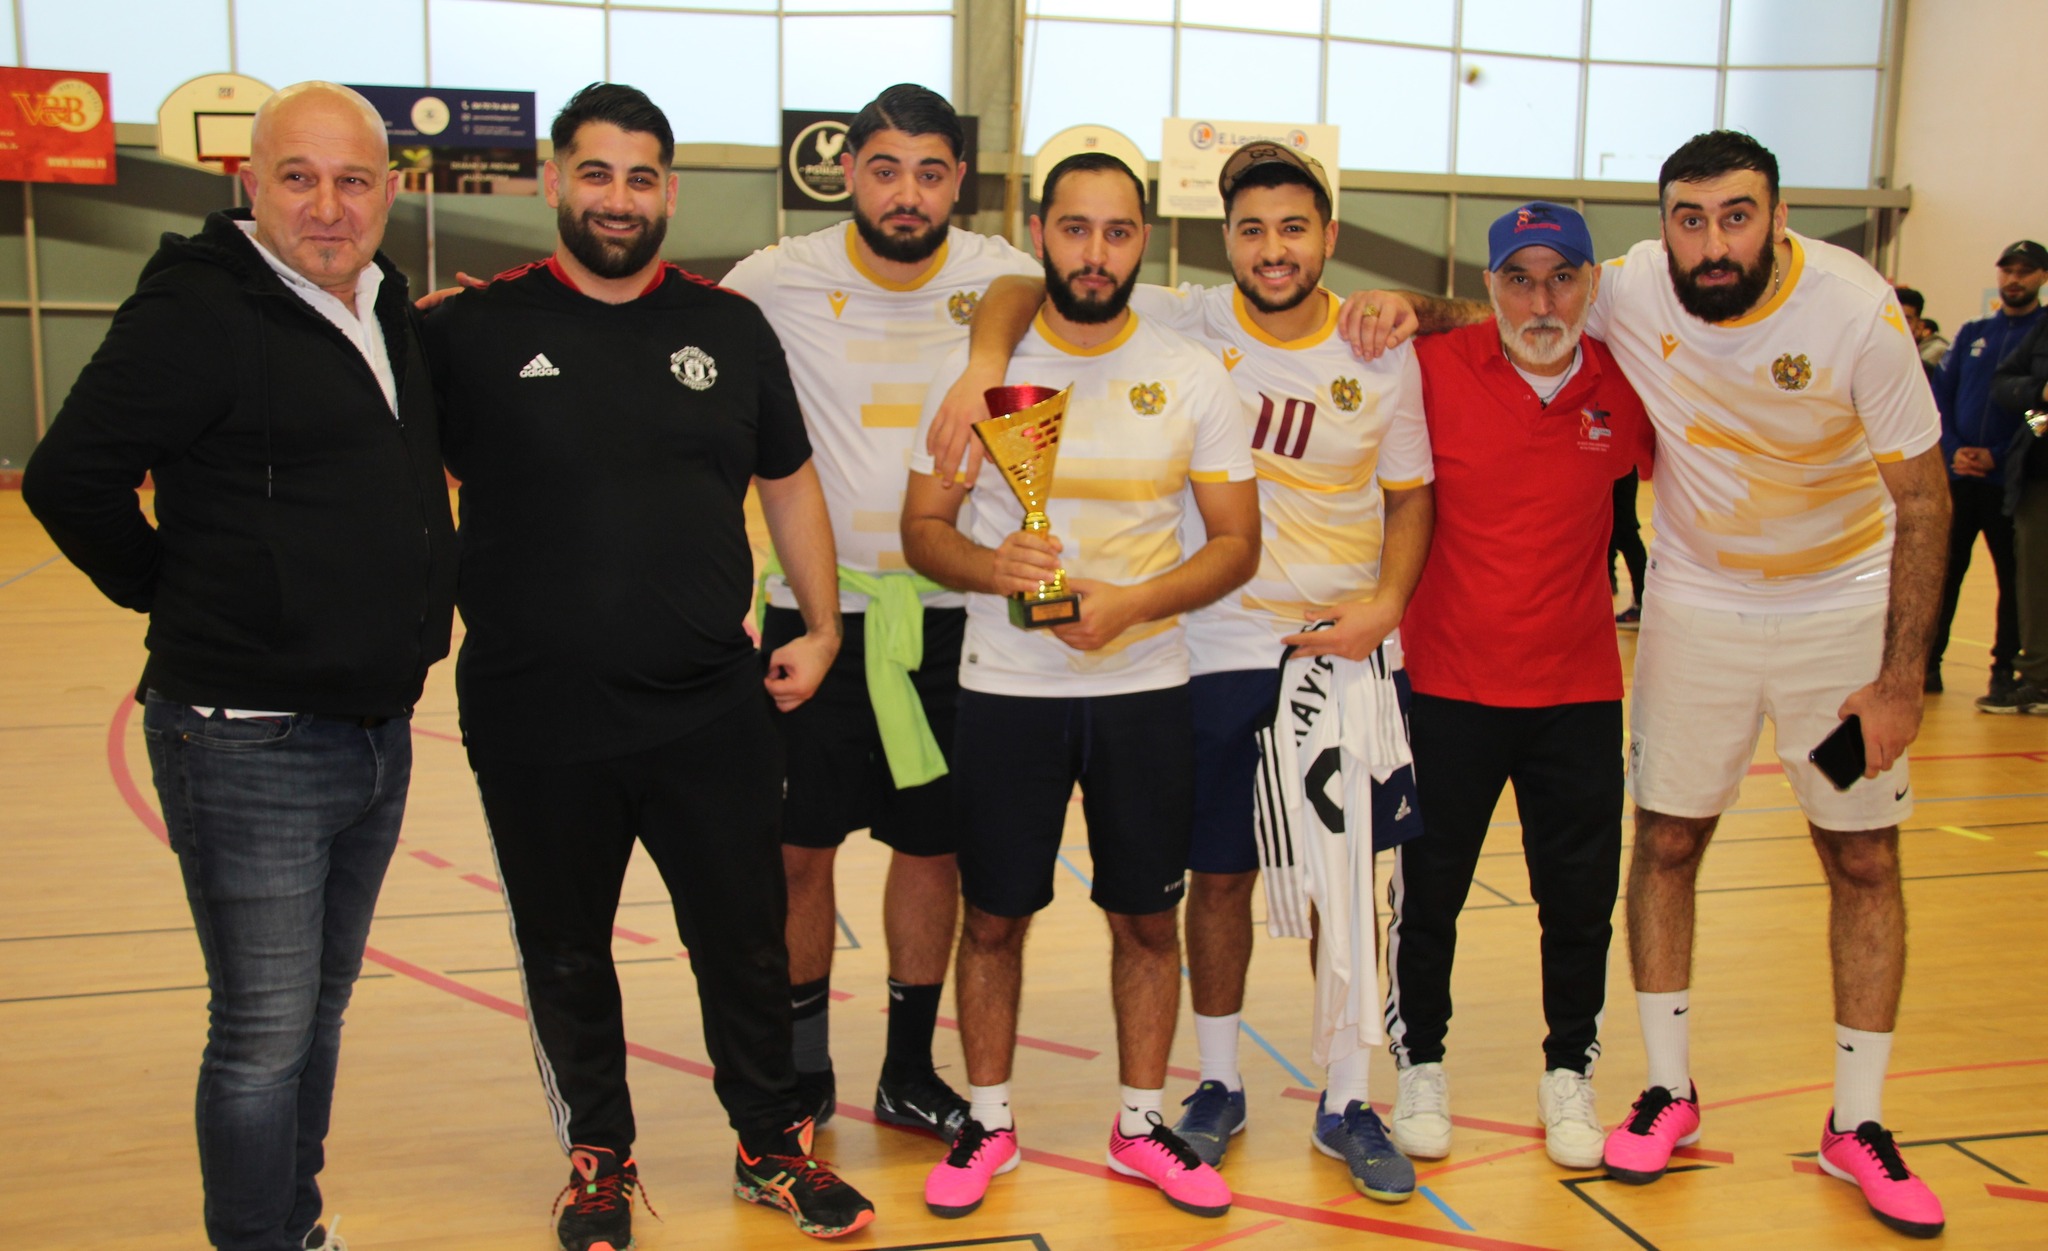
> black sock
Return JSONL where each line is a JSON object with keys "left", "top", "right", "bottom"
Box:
{"left": 791, "top": 976, "right": 831, "bottom": 1074}
{"left": 883, "top": 977, "right": 943, "bottom": 1076}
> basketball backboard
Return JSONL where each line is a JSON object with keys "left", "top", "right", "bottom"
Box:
{"left": 157, "top": 73, "right": 272, "bottom": 174}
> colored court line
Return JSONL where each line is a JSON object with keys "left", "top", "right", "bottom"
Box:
{"left": 1986, "top": 1183, "right": 2048, "bottom": 1203}
{"left": 1056, "top": 851, "right": 1092, "bottom": 887}
{"left": 1940, "top": 824, "right": 1992, "bottom": 841}
{"left": 0, "top": 554, "right": 59, "bottom": 589}
{"left": 460, "top": 872, "right": 502, "bottom": 893}
{"left": 934, "top": 1013, "right": 1099, "bottom": 1061}
{"left": 410, "top": 849, "right": 454, "bottom": 869}
{"left": 1418, "top": 1185, "right": 1475, "bottom": 1231}
{"left": 413, "top": 725, "right": 462, "bottom": 743}
{"left": 1746, "top": 748, "right": 2048, "bottom": 776}
{"left": 1790, "top": 1159, "right": 1825, "bottom": 1176}
{"left": 1176, "top": 1218, "right": 1285, "bottom": 1250}
{"left": 1238, "top": 1017, "right": 1314, "bottom": 1089}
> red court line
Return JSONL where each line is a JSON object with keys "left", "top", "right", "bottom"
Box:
{"left": 413, "top": 725, "right": 462, "bottom": 743}
{"left": 1168, "top": 1064, "right": 1202, "bottom": 1082}
{"left": 829, "top": 988, "right": 854, "bottom": 1001}
{"left": 410, "top": 849, "right": 453, "bottom": 869}
{"left": 108, "top": 696, "right": 168, "bottom": 846}
{"left": 1986, "top": 1183, "right": 2048, "bottom": 1203}
{"left": 612, "top": 927, "right": 657, "bottom": 946}
{"left": 935, "top": 1013, "right": 1100, "bottom": 1060}
{"left": 1177, "top": 1218, "right": 1284, "bottom": 1250}
{"left": 1790, "top": 1159, "right": 1825, "bottom": 1176}
{"left": 460, "top": 872, "right": 502, "bottom": 893}
{"left": 1704, "top": 1057, "right": 2048, "bottom": 1113}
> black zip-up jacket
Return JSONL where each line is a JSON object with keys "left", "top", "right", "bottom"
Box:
{"left": 1991, "top": 313, "right": 2048, "bottom": 514}
{"left": 22, "top": 209, "right": 457, "bottom": 716}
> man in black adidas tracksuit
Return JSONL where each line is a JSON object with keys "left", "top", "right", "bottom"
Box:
{"left": 424, "top": 84, "right": 873, "bottom": 1246}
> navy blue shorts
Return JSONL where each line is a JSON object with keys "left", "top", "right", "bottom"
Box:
{"left": 762, "top": 605, "right": 962, "bottom": 857}
{"left": 1190, "top": 663, "right": 1422, "bottom": 874}
{"left": 952, "top": 686, "right": 1194, "bottom": 917}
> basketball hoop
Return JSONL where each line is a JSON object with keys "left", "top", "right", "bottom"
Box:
{"left": 157, "top": 73, "right": 272, "bottom": 175}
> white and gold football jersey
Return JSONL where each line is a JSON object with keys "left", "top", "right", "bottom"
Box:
{"left": 910, "top": 311, "right": 1256, "bottom": 697}
{"left": 1134, "top": 284, "right": 1433, "bottom": 675}
{"left": 1587, "top": 231, "right": 1940, "bottom": 611}
{"left": 722, "top": 222, "right": 1039, "bottom": 612}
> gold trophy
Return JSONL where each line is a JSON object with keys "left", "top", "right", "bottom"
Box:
{"left": 975, "top": 384, "right": 1082, "bottom": 629}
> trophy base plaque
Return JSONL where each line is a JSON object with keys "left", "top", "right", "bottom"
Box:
{"left": 1010, "top": 591, "right": 1081, "bottom": 629}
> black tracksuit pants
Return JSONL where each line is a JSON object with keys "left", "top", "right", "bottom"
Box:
{"left": 1933, "top": 475, "right": 2019, "bottom": 676}
{"left": 1385, "top": 694, "right": 1623, "bottom": 1075}
{"left": 471, "top": 693, "right": 801, "bottom": 1157}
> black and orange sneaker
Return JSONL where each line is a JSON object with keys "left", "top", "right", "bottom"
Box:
{"left": 734, "top": 1118, "right": 877, "bottom": 1239}
{"left": 553, "top": 1144, "right": 656, "bottom": 1251}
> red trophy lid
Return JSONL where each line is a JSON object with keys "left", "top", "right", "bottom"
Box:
{"left": 984, "top": 384, "right": 1064, "bottom": 417}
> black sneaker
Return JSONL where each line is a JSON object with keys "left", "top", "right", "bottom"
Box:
{"left": 553, "top": 1145, "right": 655, "bottom": 1251}
{"left": 1923, "top": 666, "right": 1943, "bottom": 694}
{"left": 874, "top": 1064, "right": 971, "bottom": 1141}
{"left": 1615, "top": 605, "right": 1642, "bottom": 629}
{"left": 734, "top": 1118, "right": 876, "bottom": 1238}
{"left": 1976, "top": 679, "right": 2047, "bottom": 715}
{"left": 796, "top": 1067, "right": 836, "bottom": 1128}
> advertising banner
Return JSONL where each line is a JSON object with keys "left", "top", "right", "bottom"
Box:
{"left": 348, "top": 84, "right": 538, "bottom": 195}
{"left": 1159, "top": 119, "right": 1339, "bottom": 220}
{"left": 781, "top": 109, "right": 979, "bottom": 214}
{"left": 0, "top": 67, "right": 115, "bottom": 184}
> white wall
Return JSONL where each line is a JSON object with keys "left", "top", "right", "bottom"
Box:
{"left": 1892, "top": 0, "right": 2048, "bottom": 333}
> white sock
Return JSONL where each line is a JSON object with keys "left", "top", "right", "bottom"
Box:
{"left": 1194, "top": 1013, "right": 1243, "bottom": 1090}
{"left": 1118, "top": 1085, "right": 1164, "bottom": 1137}
{"left": 1326, "top": 1048, "right": 1371, "bottom": 1108}
{"left": 1636, "top": 990, "right": 1692, "bottom": 1096}
{"left": 1832, "top": 1025, "right": 1892, "bottom": 1130}
{"left": 969, "top": 1082, "right": 1014, "bottom": 1131}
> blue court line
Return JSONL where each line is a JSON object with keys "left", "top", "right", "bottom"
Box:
{"left": 1237, "top": 1016, "right": 1314, "bottom": 1090}
{"left": 834, "top": 911, "right": 860, "bottom": 951}
{"left": 0, "top": 556, "right": 58, "bottom": 590}
{"left": 1056, "top": 851, "right": 1092, "bottom": 888}
{"left": 1418, "top": 1185, "right": 1475, "bottom": 1231}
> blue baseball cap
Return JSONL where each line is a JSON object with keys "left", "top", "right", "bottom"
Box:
{"left": 1488, "top": 201, "right": 1596, "bottom": 271}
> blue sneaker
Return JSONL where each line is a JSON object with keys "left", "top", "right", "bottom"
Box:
{"left": 1312, "top": 1093, "right": 1415, "bottom": 1203}
{"left": 1171, "top": 1080, "right": 1248, "bottom": 1168}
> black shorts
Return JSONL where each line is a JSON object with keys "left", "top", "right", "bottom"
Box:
{"left": 761, "top": 604, "right": 962, "bottom": 857}
{"left": 952, "top": 686, "right": 1194, "bottom": 918}
{"left": 1191, "top": 662, "right": 1422, "bottom": 874}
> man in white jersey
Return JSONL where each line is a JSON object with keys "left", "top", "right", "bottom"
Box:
{"left": 932, "top": 144, "right": 1434, "bottom": 1202}
{"left": 722, "top": 84, "right": 1039, "bottom": 1140}
{"left": 1340, "top": 130, "right": 1950, "bottom": 1239}
{"left": 900, "top": 152, "right": 1260, "bottom": 1220}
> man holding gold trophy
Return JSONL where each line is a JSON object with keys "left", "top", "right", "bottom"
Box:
{"left": 901, "top": 151, "right": 1260, "bottom": 1219}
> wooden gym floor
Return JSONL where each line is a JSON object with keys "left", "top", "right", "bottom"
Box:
{"left": 2, "top": 488, "right": 2045, "bottom": 1250}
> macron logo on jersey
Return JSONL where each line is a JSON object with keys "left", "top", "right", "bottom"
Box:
{"left": 519, "top": 353, "right": 561, "bottom": 379}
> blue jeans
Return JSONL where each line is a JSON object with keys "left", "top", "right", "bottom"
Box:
{"left": 143, "top": 693, "right": 411, "bottom": 1251}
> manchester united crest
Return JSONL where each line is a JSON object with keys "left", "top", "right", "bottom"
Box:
{"left": 947, "top": 289, "right": 981, "bottom": 326}
{"left": 670, "top": 346, "right": 718, "bottom": 391}
{"left": 1770, "top": 352, "right": 1812, "bottom": 392}
{"left": 1331, "top": 377, "right": 1363, "bottom": 413}
{"left": 1128, "top": 381, "right": 1167, "bottom": 417}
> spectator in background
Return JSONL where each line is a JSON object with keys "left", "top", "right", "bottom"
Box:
{"left": 1987, "top": 307, "right": 2048, "bottom": 715}
{"left": 1927, "top": 241, "right": 2046, "bottom": 702}
{"left": 1894, "top": 286, "right": 1948, "bottom": 380}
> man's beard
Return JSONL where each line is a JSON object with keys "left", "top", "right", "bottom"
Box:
{"left": 1234, "top": 254, "right": 1323, "bottom": 315}
{"left": 1043, "top": 253, "right": 1140, "bottom": 325}
{"left": 1492, "top": 300, "right": 1590, "bottom": 371}
{"left": 2001, "top": 283, "right": 2038, "bottom": 311}
{"left": 558, "top": 202, "right": 667, "bottom": 279}
{"left": 1668, "top": 234, "right": 1775, "bottom": 323}
{"left": 853, "top": 202, "right": 949, "bottom": 264}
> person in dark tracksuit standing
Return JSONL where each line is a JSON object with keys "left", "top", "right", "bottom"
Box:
{"left": 424, "top": 83, "right": 873, "bottom": 1249}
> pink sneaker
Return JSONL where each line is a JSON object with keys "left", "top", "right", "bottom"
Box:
{"left": 1818, "top": 1113, "right": 1945, "bottom": 1238}
{"left": 1106, "top": 1115, "right": 1232, "bottom": 1217}
{"left": 1602, "top": 1083, "right": 1701, "bottom": 1184}
{"left": 924, "top": 1120, "right": 1019, "bottom": 1218}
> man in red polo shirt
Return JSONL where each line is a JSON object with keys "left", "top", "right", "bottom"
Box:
{"left": 1383, "top": 202, "right": 1653, "bottom": 1172}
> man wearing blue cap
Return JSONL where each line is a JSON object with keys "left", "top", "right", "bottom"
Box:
{"left": 1381, "top": 202, "right": 1653, "bottom": 1172}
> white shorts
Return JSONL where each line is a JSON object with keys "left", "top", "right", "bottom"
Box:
{"left": 1626, "top": 596, "right": 1911, "bottom": 831}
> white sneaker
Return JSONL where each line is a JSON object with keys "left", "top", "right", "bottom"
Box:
{"left": 1537, "top": 1069, "right": 1604, "bottom": 1169}
{"left": 1391, "top": 1063, "right": 1452, "bottom": 1159}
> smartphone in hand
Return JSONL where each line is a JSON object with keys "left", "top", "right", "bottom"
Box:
{"left": 1808, "top": 715, "right": 1866, "bottom": 791}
